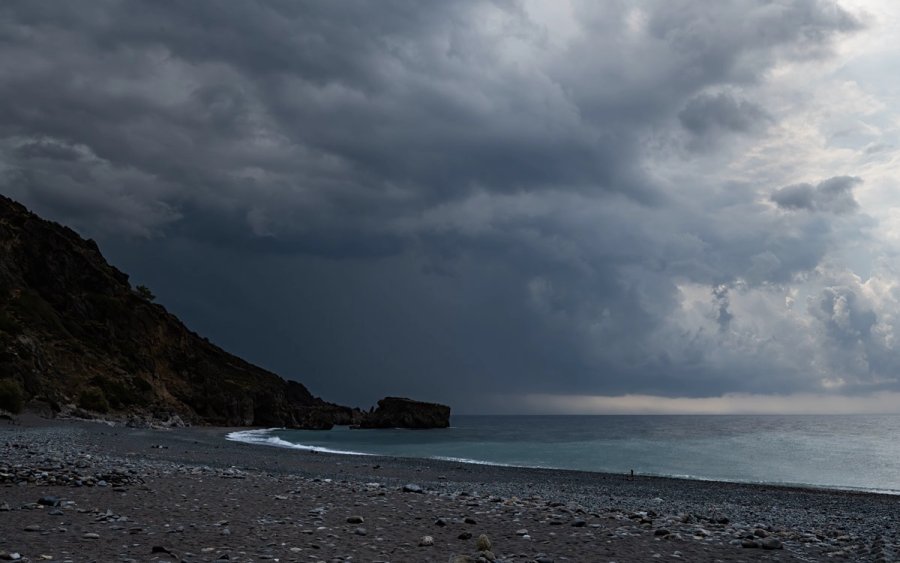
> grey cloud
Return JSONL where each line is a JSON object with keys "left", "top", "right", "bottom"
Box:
{"left": 0, "top": 1, "right": 875, "bottom": 408}
{"left": 801, "top": 274, "right": 900, "bottom": 393}
{"left": 0, "top": 0, "right": 861, "bottom": 242}
{"left": 863, "top": 142, "right": 891, "bottom": 155}
{"left": 771, "top": 184, "right": 816, "bottom": 210}
{"left": 679, "top": 92, "right": 770, "bottom": 139}
{"left": 643, "top": 0, "right": 860, "bottom": 83}
{"left": 810, "top": 285, "right": 876, "bottom": 345}
{"left": 15, "top": 138, "right": 86, "bottom": 162}
{"left": 712, "top": 284, "right": 733, "bottom": 332}
{"left": 771, "top": 176, "right": 861, "bottom": 214}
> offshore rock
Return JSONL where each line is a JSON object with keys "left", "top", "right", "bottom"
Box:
{"left": 359, "top": 397, "right": 451, "bottom": 429}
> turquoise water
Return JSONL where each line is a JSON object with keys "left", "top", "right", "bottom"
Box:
{"left": 227, "top": 415, "right": 900, "bottom": 493}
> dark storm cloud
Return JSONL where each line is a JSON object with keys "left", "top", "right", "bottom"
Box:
{"left": 0, "top": 1, "right": 872, "bottom": 408}
{"left": 771, "top": 176, "right": 862, "bottom": 214}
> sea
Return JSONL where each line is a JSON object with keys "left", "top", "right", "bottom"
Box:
{"left": 227, "top": 414, "right": 900, "bottom": 494}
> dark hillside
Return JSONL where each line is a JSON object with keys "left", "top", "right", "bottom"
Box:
{"left": 0, "top": 195, "right": 355, "bottom": 427}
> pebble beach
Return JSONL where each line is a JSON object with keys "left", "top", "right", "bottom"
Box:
{"left": 1, "top": 415, "right": 897, "bottom": 562}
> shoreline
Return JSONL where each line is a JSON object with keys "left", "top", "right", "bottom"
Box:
{"left": 2, "top": 415, "right": 896, "bottom": 561}
{"left": 226, "top": 425, "right": 900, "bottom": 499}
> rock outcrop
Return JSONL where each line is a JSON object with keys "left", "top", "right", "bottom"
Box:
{"left": 358, "top": 397, "right": 451, "bottom": 429}
{"left": 0, "top": 195, "right": 363, "bottom": 428}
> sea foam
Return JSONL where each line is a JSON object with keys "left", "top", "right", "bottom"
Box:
{"left": 225, "top": 428, "right": 372, "bottom": 456}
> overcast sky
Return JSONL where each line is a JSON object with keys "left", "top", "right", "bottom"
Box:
{"left": 2, "top": 1, "right": 900, "bottom": 413}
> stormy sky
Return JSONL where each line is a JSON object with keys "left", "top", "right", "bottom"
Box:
{"left": 2, "top": 1, "right": 899, "bottom": 413}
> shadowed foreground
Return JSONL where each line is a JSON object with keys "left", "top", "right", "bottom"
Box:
{"left": 1, "top": 415, "right": 896, "bottom": 562}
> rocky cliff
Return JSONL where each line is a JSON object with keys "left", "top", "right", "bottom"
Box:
{"left": 359, "top": 397, "right": 451, "bottom": 429}
{"left": 0, "top": 195, "right": 368, "bottom": 428}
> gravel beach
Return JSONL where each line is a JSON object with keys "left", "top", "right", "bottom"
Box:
{"left": 1, "top": 416, "right": 897, "bottom": 562}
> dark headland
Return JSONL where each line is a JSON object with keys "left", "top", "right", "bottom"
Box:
{"left": 0, "top": 194, "right": 449, "bottom": 430}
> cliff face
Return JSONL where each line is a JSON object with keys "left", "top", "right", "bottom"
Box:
{"left": 0, "top": 195, "right": 356, "bottom": 427}
{"left": 359, "top": 397, "right": 451, "bottom": 429}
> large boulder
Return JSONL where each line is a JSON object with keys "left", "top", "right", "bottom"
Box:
{"left": 359, "top": 397, "right": 450, "bottom": 429}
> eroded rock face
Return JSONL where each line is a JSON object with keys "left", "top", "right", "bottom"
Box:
{"left": 0, "top": 195, "right": 349, "bottom": 429}
{"left": 359, "top": 397, "right": 451, "bottom": 429}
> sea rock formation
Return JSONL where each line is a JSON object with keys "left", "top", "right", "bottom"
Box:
{"left": 358, "top": 397, "right": 451, "bottom": 429}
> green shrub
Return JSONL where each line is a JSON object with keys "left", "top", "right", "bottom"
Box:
{"left": 78, "top": 387, "right": 110, "bottom": 413}
{"left": 0, "top": 379, "right": 25, "bottom": 414}
{"left": 135, "top": 285, "right": 155, "bottom": 301}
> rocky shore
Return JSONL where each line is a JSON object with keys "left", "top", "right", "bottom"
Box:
{"left": 1, "top": 416, "right": 897, "bottom": 562}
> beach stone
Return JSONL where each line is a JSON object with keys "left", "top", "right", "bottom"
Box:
{"left": 448, "top": 556, "right": 473, "bottom": 563}
{"left": 761, "top": 537, "right": 783, "bottom": 550}
{"left": 419, "top": 535, "right": 434, "bottom": 546}
{"left": 346, "top": 516, "right": 364, "bottom": 524}
{"left": 24, "top": 524, "right": 41, "bottom": 532}
{"left": 654, "top": 528, "right": 670, "bottom": 537}
{"left": 464, "top": 517, "right": 477, "bottom": 524}
{"left": 0, "top": 503, "right": 10, "bottom": 511}
{"left": 0, "top": 553, "right": 22, "bottom": 561}
{"left": 435, "top": 518, "right": 447, "bottom": 527}
{"left": 515, "top": 528, "right": 528, "bottom": 536}
{"left": 571, "top": 519, "right": 587, "bottom": 527}
{"left": 83, "top": 532, "right": 100, "bottom": 539}
{"left": 458, "top": 531, "right": 473, "bottom": 540}
{"left": 403, "top": 484, "right": 424, "bottom": 493}
{"left": 754, "top": 528, "right": 769, "bottom": 538}
{"left": 354, "top": 527, "right": 367, "bottom": 536}
{"left": 741, "top": 539, "right": 760, "bottom": 548}
{"left": 481, "top": 549, "right": 496, "bottom": 561}
{"left": 37, "top": 496, "right": 60, "bottom": 507}
{"left": 476, "top": 534, "right": 492, "bottom": 551}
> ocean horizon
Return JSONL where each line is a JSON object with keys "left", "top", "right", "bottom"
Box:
{"left": 228, "top": 414, "right": 900, "bottom": 495}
